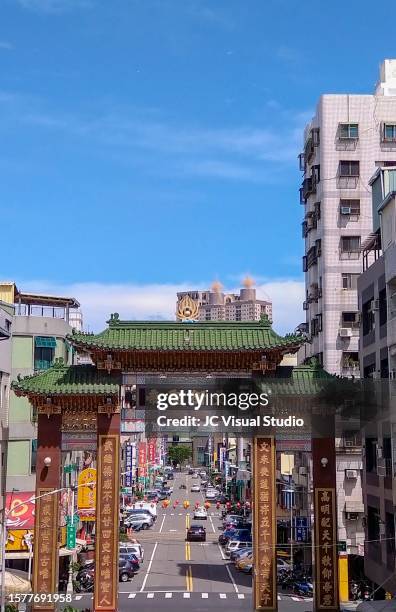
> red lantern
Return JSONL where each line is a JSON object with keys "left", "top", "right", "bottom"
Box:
{"left": 162, "top": 501, "right": 167, "bottom": 509}
{"left": 204, "top": 501, "right": 211, "bottom": 509}
{"left": 175, "top": 499, "right": 179, "bottom": 505}
{"left": 195, "top": 501, "right": 199, "bottom": 508}
{"left": 226, "top": 501, "right": 231, "bottom": 509}
{"left": 237, "top": 502, "right": 241, "bottom": 508}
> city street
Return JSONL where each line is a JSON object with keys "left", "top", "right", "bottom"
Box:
{"left": 70, "top": 471, "right": 313, "bottom": 611}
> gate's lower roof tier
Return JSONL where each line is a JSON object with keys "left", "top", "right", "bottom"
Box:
{"left": 12, "top": 362, "right": 120, "bottom": 396}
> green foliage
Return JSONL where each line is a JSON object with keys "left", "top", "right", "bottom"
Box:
{"left": 167, "top": 445, "right": 192, "bottom": 466}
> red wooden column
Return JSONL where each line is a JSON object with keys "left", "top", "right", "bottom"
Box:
{"left": 252, "top": 436, "right": 277, "bottom": 612}
{"left": 312, "top": 435, "right": 340, "bottom": 612}
{"left": 94, "top": 411, "right": 121, "bottom": 612}
{"left": 32, "top": 412, "right": 62, "bottom": 612}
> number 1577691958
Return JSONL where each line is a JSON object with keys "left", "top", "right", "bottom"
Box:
{"left": 8, "top": 594, "right": 73, "bottom": 604}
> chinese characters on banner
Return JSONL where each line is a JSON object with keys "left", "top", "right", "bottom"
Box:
{"left": 125, "top": 444, "right": 133, "bottom": 487}
{"left": 94, "top": 435, "right": 120, "bottom": 611}
{"left": 138, "top": 441, "right": 147, "bottom": 477}
{"left": 148, "top": 438, "right": 156, "bottom": 465}
{"left": 253, "top": 437, "right": 277, "bottom": 611}
{"left": 314, "top": 488, "right": 338, "bottom": 610}
{"left": 33, "top": 489, "right": 59, "bottom": 609}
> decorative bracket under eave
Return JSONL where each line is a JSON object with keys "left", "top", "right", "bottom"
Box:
{"left": 37, "top": 405, "right": 62, "bottom": 417}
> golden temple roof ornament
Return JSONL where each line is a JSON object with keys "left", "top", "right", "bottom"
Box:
{"left": 176, "top": 294, "right": 200, "bottom": 322}
{"left": 243, "top": 275, "right": 255, "bottom": 288}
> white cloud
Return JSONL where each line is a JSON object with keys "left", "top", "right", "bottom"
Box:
{"left": 17, "top": 278, "right": 305, "bottom": 335}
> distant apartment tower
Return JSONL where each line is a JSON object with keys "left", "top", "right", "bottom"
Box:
{"left": 176, "top": 278, "right": 272, "bottom": 322}
{"left": 299, "top": 59, "right": 396, "bottom": 375}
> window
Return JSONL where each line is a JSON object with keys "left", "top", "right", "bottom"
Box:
{"left": 362, "top": 298, "right": 375, "bottom": 335}
{"left": 312, "top": 164, "right": 320, "bottom": 183}
{"left": 31, "top": 439, "right": 37, "bottom": 473}
{"left": 342, "top": 312, "right": 359, "bottom": 328}
{"left": 314, "top": 201, "right": 321, "bottom": 220}
{"left": 339, "top": 123, "right": 359, "bottom": 139}
{"left": 315, "top": 238, "right": 322, "bottom": 256}
{"left": 340, "top": 236, "right": 360, "bottom": 256}
{"left": 340, "top": 199, "right": 360, "bottom": 215}
{"left": 379, "top": 288, "right": 387, "bottom": 326}
{"left": 34, "top": 346, "right": 55, "bottom": 371}
{"left": 342, "top": 273, "right": 359, "bottom": 290}
{"left": 5, "top": 319, "right": 11, "bottom": 332}
{"left": 339, "top": 160, "right": 360, "bottom": 177}
{"left": 366, "top": 440, "right": 378, "bottom": 473}
{"left": 382, "top": 123, "right": 396, "bottom": 142}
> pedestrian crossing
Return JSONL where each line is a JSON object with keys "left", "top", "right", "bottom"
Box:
{"left": 73, "top": 592, "right": 312, "bottom": 602}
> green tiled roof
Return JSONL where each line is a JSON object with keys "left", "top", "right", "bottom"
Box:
{"left": 12, "top": 360, "right": 120, "bottom": 396}
{"left": 67, "top": 314, "right": 302, "bottom": 352}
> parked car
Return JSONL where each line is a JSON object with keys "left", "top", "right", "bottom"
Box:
{"left": 222, "top": 514, "right": 240, "bottom": 527}
{"left": 119, "top": 553, "right": 140, "bottom": 570}
{"left": 119, "top": 558, "right": 137, "bottom": 582}
{"left": 145, "top": 491, "right": 159, "bottom": 501}
{"left": 166, "top": 472, "right": 174, "bottom": 480}
{"left": 186, "top": 524, "right": 206, "bottom": 542}
{"left": 216, "top": 494, "right": 230, "bottom": 504}
{"left": 193, "top": 506, "right": 208, "bottom": 520}
{"left": 230, "top": 547, "right": 252, "bottom": 563}
{"left": 218, "top": 528, "right": 237, "bottom": 546}
{"left": 191, "top": 484, "right": 200, "bottom": 493}
{"left": 236, "top": 553, "right": 253, "bottom": 571}
{"left": 199, "top": 471, "right": 207, "bottom": 478}
{"left": 225, "top": 540, "right": 252, "bottom": 558}
{"left": 119, "top": 542, "right": 144, "bottom": 564}
{"left": 188, "top": 469, "right": 194, "bottom": 475}
{"left": 124, "top": 514, "right": 153, "bottom": 530}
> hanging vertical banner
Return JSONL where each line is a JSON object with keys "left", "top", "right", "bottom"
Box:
{"left": 314, "top": 488, "right": 338, "bottom": 610}
{"left": 138, "top": 442, "right": 147, "bottom": 477}
{"left": 94, "top": 435, "right": 119, "bottom": 611}
{"left": 148, "top": 438, "right": 156, "bottom": 465}
{"left": 125, "top": 445, "right": 133, "bottom": 487}
{"left": 253, "top": 436, "right": 277, "bottom": 612}
{"left": 33, "top": 489, "right": 59, "bottom": 609}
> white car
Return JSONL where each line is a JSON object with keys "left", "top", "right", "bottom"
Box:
{"left": 119, "top": 542, "right": 144, "bottom": 564}
{"left": 193, "top": 506, "right": 208, "bottom": 519}
{"left": 191, "top": 484, "right": 200, "bottom": 492}
{"left": 205, "top": 489, "right": 217, "bottom": 500}
{"left": 225, "top": 540, "right": 252, "bottom": 558}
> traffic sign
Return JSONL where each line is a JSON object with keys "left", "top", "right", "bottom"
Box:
{"left": 66, "top": 524, "right": 76, "bottom": 549}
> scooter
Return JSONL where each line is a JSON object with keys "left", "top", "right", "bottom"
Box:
{"left": 293, "top": 578, "right": 313, "bottom": 598}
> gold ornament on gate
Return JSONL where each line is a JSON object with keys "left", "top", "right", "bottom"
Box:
{"left": 176, "top": 294, "right": 199, "bottom": 321}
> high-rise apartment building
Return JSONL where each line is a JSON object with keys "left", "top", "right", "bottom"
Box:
{"left": 300, "top": 59, "right": 396, "bottom": 376}
{"left": 176, "top": 278, "right": 272, "bottom": 322}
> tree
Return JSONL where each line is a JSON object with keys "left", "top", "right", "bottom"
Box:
{"left": 167, "top": 445, "right": 192, "bottom": 469}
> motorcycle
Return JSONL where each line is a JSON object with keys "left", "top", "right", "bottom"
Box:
{"left": 293, "top": 578, "right": 313, "bottom": 598}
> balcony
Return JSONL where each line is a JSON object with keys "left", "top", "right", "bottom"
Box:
{"left": 302, "top": 177, "right": 316, "bottom": 200}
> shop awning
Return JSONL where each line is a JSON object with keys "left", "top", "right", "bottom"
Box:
{"left": 345, "top": 501, "right": 364, "bottom": 513}
{"left": 34, "top": 336, "right": 56, "bottom": 348}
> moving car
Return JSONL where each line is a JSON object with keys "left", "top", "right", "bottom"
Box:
{"left": 205, "top": 489, "right": 217, "bottom": 500}
{"left": 191, "top": 484, "right": 200, "bottom": 492}
{"left": 193, "top": 506, "right": 208, "bottom": 519}
{"left": 119, "top": 543, "right": 144, "bottom": 564}
{"left": 186, "top": 524, "right": 206, "bottom": 542}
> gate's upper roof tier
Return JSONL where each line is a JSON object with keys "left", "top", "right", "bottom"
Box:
{"left": 67, "top": 314, "right": 302, "bottom": 353}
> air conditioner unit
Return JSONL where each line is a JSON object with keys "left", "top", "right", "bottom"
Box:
{"left": 345, "top": 469, "right": 358, "bottom": 479}
{"left": 307, "top": 216, "right": 314, "bottom": 229}
{"left": 340, "top": 206, "right": 352, "bottom": 215}
{"left": 346, "top": 512, "right": 359, "bottom": 521}
{"left": 390, "top": 370, "right": 396, "bottom": 380}
{"left": 371, "top": 299, "right": 380, "bottom": 311}
{"left": 340, "top": 328, "right": 352, "bottom": 337}
{"left": 355, "top": 312, "right": 361, "bottom": 324}
{"left": 299, "top": 467, "right": 307, "bottom": 476}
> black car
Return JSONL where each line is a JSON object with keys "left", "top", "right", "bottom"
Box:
{"left": 119, "top": 558, "right": 137, "bottom": 582}
{"left": 166, "top": 472, "right": 174, "bottom": 480}
{"left": 186, "top": 524, "right": 206, "bottom": 542}
{"left": 216, "top": 494, "right": 230, "bottom": 504}
{"left": 119, "top": 553, "right": 140, "bottom": 570}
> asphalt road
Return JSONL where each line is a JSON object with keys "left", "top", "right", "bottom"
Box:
{"left": 70, "top": 470, "right": 313, "bottom": 611}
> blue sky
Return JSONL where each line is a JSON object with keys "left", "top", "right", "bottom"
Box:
{"left": 0, "top": 0, "right": 394, "bottom": 330}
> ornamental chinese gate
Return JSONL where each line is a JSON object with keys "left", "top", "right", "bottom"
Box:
{"left": 12, "top": 317, "right": 341, "bottom": 612}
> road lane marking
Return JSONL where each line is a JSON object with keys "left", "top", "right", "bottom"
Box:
{"left": 183, "top": 593, "right": 190, "bottom": 598}
{"left": 225, "top": 563, "right": 239, "bottom": 594}
{"left": 217, "top": 543, "right": 226, "bottom": 560}
{"left": 185, "top": 565, "right": 193, "bottom": 591}
{"left": 220, "top": 593, "right": 226, "bottom": 598}
{"left": 185, "top": 541, "right": 191, "bottom": 561}
{"left": 165, "top": 593, "right": 172, "bottom": 598}
{"left": 140, "top": 541, "right": 158, "bottom": 592}
{"left": 74, "top": 596, "right": 82, "bottom": 600}
{"left": 209, "top": 515, "right": 216, "bottom": 533}
{"left": 186, "top": 513, "right": 190, "bottom": 529}
{"left": 237, "top": 594, "right": 245, "bottom": 599}
{"left": 128, "top": 594, "right": 136, "bottom": 599}
{"left": 202, "top": 593, "right": 208, "bottom": 598}
{"left": 159, "top": 514, "right": 166, "bottom": 533}
{"left": 147, "top": 593, "right": 154, "bottom": 598}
